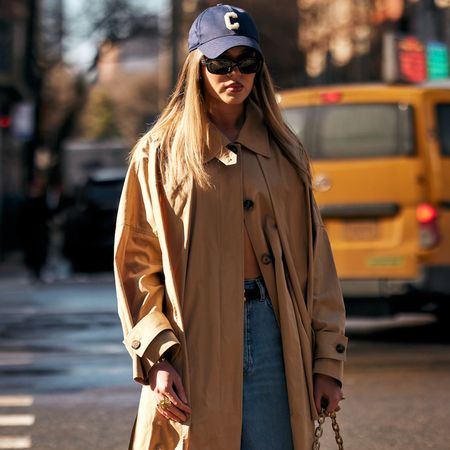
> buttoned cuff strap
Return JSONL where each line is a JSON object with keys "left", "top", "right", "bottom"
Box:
{"left": 313, "top": 358, "right": 344, "bottom": 386}
{"left": 123, "top": 310, "right": 180, "bottom": 358}
{"left": 314, "top": 331, "right": 348, "bottom": 361}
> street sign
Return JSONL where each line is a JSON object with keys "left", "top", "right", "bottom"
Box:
{"left": 426, "top": 42, "right": 449, "bottom": 80}
{"left": 396, "top": 35, "right": 427, "bottom": 83}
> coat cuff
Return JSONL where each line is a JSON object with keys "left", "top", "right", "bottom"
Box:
{"left": 135, "top": 330, "right": 180, "bottom": 384}
{"left": 313, "top": 358, "right": 344, "bottom": 386}
{"left": 142, "top": 329, "right": 180, "bottom": 367}
{"left": 315, "top": 330, "right": 348, "bottom": 361}
{"left": 123, "top": 310, "right": 177, "bottom": 358}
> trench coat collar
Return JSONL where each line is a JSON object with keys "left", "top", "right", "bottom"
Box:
{"left": 204, "top": 99, "right": 271, "bottom": 163}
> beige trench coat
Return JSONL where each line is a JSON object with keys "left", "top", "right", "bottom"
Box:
{"left": 114, "top": 101, "right": 348, "bottom": 450}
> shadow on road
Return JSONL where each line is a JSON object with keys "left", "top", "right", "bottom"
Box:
{"left": 346, "top": 313, "right": 450, "bottom": 344}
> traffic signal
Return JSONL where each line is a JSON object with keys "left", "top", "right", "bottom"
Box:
{"left": 0, "top": 103, "right": 11, "bottom": 129}
{"left": 0, "top": 115, "right": 11, "bottom": 129}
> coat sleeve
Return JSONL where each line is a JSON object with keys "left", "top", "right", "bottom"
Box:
{"left": 114, "top": 146, "right": 180, "bottom": 385}
{"left": 310, "top": 193, "right": 348, "bottom": 385}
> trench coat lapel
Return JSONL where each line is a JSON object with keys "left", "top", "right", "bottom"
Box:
{"left": 203, "top": 100, "right": 271, "bottom": 163}
{"left": 236, "top": 101, "right": 271, "bottom": 158}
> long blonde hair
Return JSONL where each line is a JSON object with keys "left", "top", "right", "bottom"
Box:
{"left": 133, "top": 49, "right": 311, "bottom": 189}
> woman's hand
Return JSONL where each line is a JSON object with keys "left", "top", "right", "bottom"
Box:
{"left": 313, "top": 373, "right": 344, "bottom": 415}
{"left": 149, "top": 360, "right": 192, "bottom": 423}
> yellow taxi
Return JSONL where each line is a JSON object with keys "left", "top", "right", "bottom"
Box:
{"left": 279, "top": 83, "right": 450, "bottom": 315}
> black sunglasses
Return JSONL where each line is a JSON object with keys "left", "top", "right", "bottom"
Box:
{"left": 201, "top": 56, "right": 262, "bottom": 75}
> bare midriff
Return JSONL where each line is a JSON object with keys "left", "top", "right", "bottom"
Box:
{"left": 244, "top": 224, "right": 262, "bottom": 279}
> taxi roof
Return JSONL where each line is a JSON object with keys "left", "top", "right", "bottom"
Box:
{"left": 278, "top": 82, "right": 450, "bottom": 106}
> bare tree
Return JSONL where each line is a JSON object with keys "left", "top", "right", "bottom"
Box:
{"left": 83, "top": 0, "right": 141, "bottom": 42}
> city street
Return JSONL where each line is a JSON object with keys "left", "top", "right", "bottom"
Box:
{"left": 1, "top": 274, "right": 450, "bottom": 449}
{"left": 1, "top": 0, "right": 450, "bottom": 449}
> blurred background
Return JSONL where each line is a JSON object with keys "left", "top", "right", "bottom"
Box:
{"left": 1, "top": 0, "right": 450, "bottom": 276}
{"left": 1, "top": 1, "right": 450, "bottom": 449}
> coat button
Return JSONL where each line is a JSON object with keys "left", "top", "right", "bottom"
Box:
{"left": 336, "top": 344, "right": 346, "bottom": 353}
{"left": 261, "top": 253, "right": 273, "bottom": 265}
{"left": 243, "top": 199, "right": 254, "bottom": 210}
{"left": 131, "top": 340, "right": 141, "bottom": 350}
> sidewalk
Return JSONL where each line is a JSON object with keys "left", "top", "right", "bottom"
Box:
{"left": 0, "top": 251, "right": 114, "bottom": 290}
{"left": 0, "top": 252, "right": 30, "bottom": 287}
{"left": 0, "top": 251, "right": 74, "bottom": 289}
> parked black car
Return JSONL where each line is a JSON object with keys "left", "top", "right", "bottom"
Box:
{"left": 62, "top": 167, "right": 126, "bottom": 272}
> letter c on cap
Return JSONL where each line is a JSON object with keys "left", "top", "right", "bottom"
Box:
{"left": 224, "top": 12, "right": 240, "bottom": 30}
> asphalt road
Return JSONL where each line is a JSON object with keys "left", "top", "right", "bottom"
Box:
{"left": 1, "top": 274, "right": 450, "bottom": 449}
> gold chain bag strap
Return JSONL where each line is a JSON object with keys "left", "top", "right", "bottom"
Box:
{"left": 312, "top": 409, "right": 344, "bottom": 450}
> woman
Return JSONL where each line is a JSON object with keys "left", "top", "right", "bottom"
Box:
{"left": 114, "top": 4, "right": 347, "bottom": 450}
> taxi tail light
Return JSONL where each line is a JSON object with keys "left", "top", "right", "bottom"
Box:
{"left": 320, "top": 91, "right": 342, "bottom": 104}
{"left": 416, "top": 204, "right": 440, "bottom": 249}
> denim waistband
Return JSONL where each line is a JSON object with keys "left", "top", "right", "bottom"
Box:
{"left": 244, "top": 277, "right": 267, "bottom": 301}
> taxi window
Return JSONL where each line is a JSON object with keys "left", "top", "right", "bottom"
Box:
{"left": 282, "top": 103, "right": 414, "bottom": 159}
{"left": 283, "top": 107, "right": 309, "bottom": 142}
{"left": 436, "top": 104, "right": 450, "bottom": 156}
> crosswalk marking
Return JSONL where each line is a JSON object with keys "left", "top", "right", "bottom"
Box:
{"left": 0, "top": 396, "right": 34, "bottom": 407}
{"left": 0, "top": 436, "right": 31, "bottom": 449}
{"left": 0, "top": 395, "right": 34, "bottom": 448}
{"left": 0, "top": 415, "right": 35, "bottom": 426}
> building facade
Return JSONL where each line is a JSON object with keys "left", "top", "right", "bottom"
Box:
{"left": 178, "top": 0, "right": 450, "bottom": 87}
{"left": 0, "top": 0, "right": 41, "bottom": 255}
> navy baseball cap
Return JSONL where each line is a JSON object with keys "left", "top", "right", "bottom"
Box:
{"left": 188, "top": 4, "right": 262, "bottom": 59}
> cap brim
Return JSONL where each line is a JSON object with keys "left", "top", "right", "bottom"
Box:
{"left": 198, "top": 36, "right": 262, "bottom": 59}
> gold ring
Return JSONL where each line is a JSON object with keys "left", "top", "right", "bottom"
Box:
{"left": 157, "top": 397, "right": 172, "bottom": 410}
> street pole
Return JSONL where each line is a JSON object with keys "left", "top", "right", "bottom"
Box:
{"left": 171, "top": 0, "right": 182, "bottom": 89}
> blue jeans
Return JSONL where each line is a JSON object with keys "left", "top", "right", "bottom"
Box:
{"left": 241, "top": 278, "right": 294, "bottom": 450}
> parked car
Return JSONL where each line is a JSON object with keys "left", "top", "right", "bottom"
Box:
{"left": 279, "top": 82, "right": 450, "bottom": 318}
{"left": 62, "top": 167, "right": 126, "bottom": 272}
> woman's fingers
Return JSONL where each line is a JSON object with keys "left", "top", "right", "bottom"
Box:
{"left": 156, "top": 395, "right": 187, "bottom": 423}
{"left": 173, "top": 373, "right": 189, "bottom": 405}
{"left": 325, "top": 394, "right": 340, "bottom": 414}
{"left": 314, "top": 390, "right": 323, "bottom": 415}
{"left": 157, "top": 403, "right": 184, "bottom": 422}
{"left": 156, "top": 381, "right": 191, "bottom": 423}
{"left": 165, "top": 387, "right": 192, "bottom": 414}
{"left": 313, "top": 373, "right": 343, "bottom": 414}
{"left": 317, "top": 390, "right": 342, "bottom": 414}
{"left": 165, "top": 403, "right": 187, "bottom": 422}
{"left": 151, "top": 360, "right": 191, "bottom": 422}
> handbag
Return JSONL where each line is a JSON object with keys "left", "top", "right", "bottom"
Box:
{"left": 312, "top": 409, "right": 344, "bottom": 450}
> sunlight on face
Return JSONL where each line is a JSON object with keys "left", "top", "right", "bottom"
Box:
{"left": 201, "top": 46, "right": 257, "bottom": 107}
